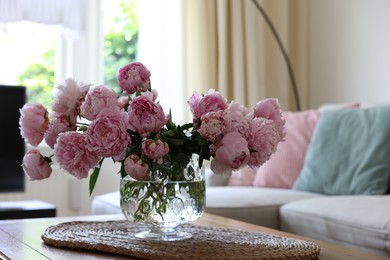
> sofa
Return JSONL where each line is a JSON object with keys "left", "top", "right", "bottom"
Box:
{"left": 91, "top": 103, "right": 390, "bottom": 257}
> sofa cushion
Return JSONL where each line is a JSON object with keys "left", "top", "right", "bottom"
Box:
{"left": 280, "top": 196, "right": 390, "bottom": 256}
{"left": 293, "top": 106, "right": 390, "bottom": 195}
{"left": 251, "top": 109, "right": 320, "bottom": 188}
{"left": 205, "top": 186, "right": 322, "bottom": 229}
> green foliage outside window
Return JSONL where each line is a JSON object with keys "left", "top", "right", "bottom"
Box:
{"left": 17, "top": 47, "right": 55, "bottom": 109}
{"left": 104, "top": 0, "right": 139, "bottom": 92}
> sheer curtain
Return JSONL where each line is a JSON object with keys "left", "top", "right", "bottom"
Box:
{"left": 138, "top": 0, "right": 187, "bottom": 124}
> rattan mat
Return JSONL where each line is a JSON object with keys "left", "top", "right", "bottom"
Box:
{"left": 42, "top": 220, "right": 320, "bottom": 259}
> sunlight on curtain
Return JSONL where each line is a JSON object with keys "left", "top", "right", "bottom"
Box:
{"left": 138, "top": 0, "right": 187, "bottom": 124}
{"left": 182, "top": 0, "right": 308, "bottom": 111}
{"left": 137, "top": 0, "right": 308, "bottom": 115}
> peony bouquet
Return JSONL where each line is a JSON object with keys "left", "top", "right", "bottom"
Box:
{"left": 19, "top": 62, "right": 285, "bottom": 195}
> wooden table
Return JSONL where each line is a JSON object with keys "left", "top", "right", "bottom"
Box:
{"left": 0, "top": 213, "right": 387, "bottom": 260}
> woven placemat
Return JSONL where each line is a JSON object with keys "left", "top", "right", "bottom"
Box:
{"left": 42, "top": 220, "right": 320, "bottom": 259}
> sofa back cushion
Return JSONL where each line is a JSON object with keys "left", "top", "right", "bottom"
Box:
{"left": 251, "top": 110, "right": 320, "bottom": 188}
{"left": 293, "top": 106, "right": 390, "bottom": 195}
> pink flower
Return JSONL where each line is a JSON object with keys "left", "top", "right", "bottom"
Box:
{"left": 222, "top": 110, "right": 252, "bottom": 141}
{"left": 80, "top": 85, "right": 119, "bottom": 121}
{"left": 124, "top": 154, "right": 149, "bottom": 180}
{"left": 188, "top": 89, "right": 228, "bottom": 122}
{"left": 187, "top": 91, "right": 202, "bottom": 118}
{"left": 117, "top": 62, "right": 151, "bottom": 94}
{"left": 150, "top": 89, "right": 159, "bottom": 102}
{"left": 19, "top": 103, "right": 49, "bottom": 146}
{"left": 211, "top": 132, "right": 250, "bottom": 175}
{"left": 54, "top": 132, "right": 99, "bottom": 179}
{"left": 141, "top": 139, "right": 169, "bottom": 163}
{"left": 197, "top": 110, "right": 225, "bottom": 141}
{"left": 248, "top": 118, "right": 282, "bottom": 167}
{"left": 51, "top": 78, "right": 90, "bottom": 122}
{"left": 127, "top": 95, "right": 168, "bottom": 137}
{"left": 44, "top": 115, "right": 76, "bottom": 149}
{"left": 253, "top": 98, "right": 285, "bottom": 140}
{"left": 86, "top": 110, "right": 131, "bottom": 158}
{"left": 22, "top": 149, "right": 52, "bottom": 180}
{"left": 228, "top": 101, "right": 250, "bottom": 116}
{"left": 118, "top": 95, "right": 130, "bottom": 110}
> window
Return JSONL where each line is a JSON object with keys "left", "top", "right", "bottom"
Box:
{"left": 0, "top": 24, "right": 56, "bottom": 109}
{"left": 0, "top": 0, "right": 139, "bottom": 109}
{"left": 102, "top": 0, "right": 139, "bottom": 91}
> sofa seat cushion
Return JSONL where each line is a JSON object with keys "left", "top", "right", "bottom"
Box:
{"left": 280, "top": 196, "right": 390, "bottom": 256}
{"left": 91, "top": 191, "right": 121, "bottom": 215}
{"left": 205, "top": 186, "right": 322, "bottom": 229}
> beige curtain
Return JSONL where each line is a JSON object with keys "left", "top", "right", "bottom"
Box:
{"left": 182, "top": 0, "right": 309, "bottom": 112}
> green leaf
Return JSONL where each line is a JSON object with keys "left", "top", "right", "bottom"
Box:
{"left": 166, "top": 119, "right": 177, "bottom": 132}
{"left": 179, "top": 123, "right": 194, "bottom": 131}
{"left": 89, "top": 159, "right": 104, "bottom": 196}
{"left": 166, "top": 137, "right": 184, "bottom": 146}
{"left": 43, "top": 156, "right": 53, "bottom": 163}
{"left": 78, "top": 125, "right": 88, "bottom": 132}
{"left": 164, "top": 130, "right": 178, "bottom": 137}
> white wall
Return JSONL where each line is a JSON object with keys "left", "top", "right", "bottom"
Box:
{"left": 309, "top": 0, "right": 390, "bottom": 108}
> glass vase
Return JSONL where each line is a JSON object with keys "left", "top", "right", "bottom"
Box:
{"left": 120, "top": 155, "right": 206, "bottom": 241}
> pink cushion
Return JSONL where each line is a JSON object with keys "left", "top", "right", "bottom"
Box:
{"left": 252, "top": 110, "right": 320, "bottom": 188}
{"left": 228, "top": 109, "right": 320, "bottom": 188}
{"left": 227, "top": 103, "right": 360, "bottom": 188}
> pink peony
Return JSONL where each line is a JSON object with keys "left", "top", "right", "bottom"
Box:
{"left": 118, "top": 95, "right": 130, "bottom": 110}
{"left": 127, "top": 94, "right": 169, "bottom": 137}
{"left": 44, "top": 115, "right": 76, "bottom": 149}
{"left": 211, "top": 132, "right": 250, "bottom": 175}
{"left": 124, "top": 154, "right": 149, "bottom": 180}
{"left": 248, "top": 118, "right": 282, "bottom": 167}
{"left": 141, "top": 139, "right": 169, "bottom": 164}
{"left": 117, "top": 62, "right": 151, "bottom": 94}
{"left": 187, "top": 92, "right": 202, "bottom": 118}
{"left": 222, "top": 110, "right": 252, "bottom": 141}
{"left": 51, "top": 78, "right": 90, "bottom": 122}
{"left": 22, "top": 149, "right": 52, "bottom": 180}
{"left": 228, "top": 101, "right": 250, "bottom": 116}
{"left": 197, "top": 110, "right": 225, "bottom": 141}
{"left": 86, "top": 110, "right": 130, "bottom": 158}
{"left": 80, "top": 85, "right": 119, "bottom": 121}
{"left": 210, "top": 158, "right": 236, "bottom": 177}
{"left": 150, "top": 89, "right": 158, "bottom": 102}
{"left": 188, "top": 89, "right": 228, "bottom": 122}
{"left": 54, "top": 132, "right": 99, "bottom": 179}
{"left": 253, "top": 98, "right": 285, "bottom": 140}
{"left": 19, "top": 103, "right": 49, "bottom": 146}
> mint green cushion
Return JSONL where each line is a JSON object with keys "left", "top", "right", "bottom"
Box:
{"left": 293, "top": 106, "right": 390, "bottom": 195}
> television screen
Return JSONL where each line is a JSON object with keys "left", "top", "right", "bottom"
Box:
{"left": 0, "top": 85, "right": 26, "bottom": 192}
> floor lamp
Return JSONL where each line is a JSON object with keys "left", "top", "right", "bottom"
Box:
{"left": 251, "top": 0, "right": 302, "bottom": 111}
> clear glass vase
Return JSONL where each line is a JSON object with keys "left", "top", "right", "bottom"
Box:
{"left": 120, "top": 155, "right": 206, "bottom": 241}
